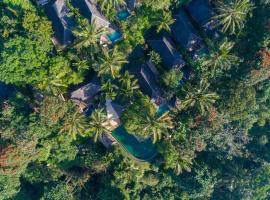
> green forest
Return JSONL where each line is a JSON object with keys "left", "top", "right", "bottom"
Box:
{"left": 0, "top": 0, "right": 270, "bottom": 199}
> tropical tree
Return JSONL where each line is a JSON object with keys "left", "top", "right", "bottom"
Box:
{"left": 159, "top": 141, "right": 193, "bottom": 175}
{"left": 154, "top": 10, "right": 175, "bottom": 33}
{"left": 102, "top": 80, "right": 118, "bottom": 100}
{"left": 214, "top": 0, "right": 254, "bottom": 34}
{"left": 93, "top": 47, "right": 127, "bottom": 79}
{"left": 140, "top": 112, "right": 174, "bottom": 143}
{"left": 202, "top": 40, "right": 238, "bottom": 76}
{"left": 119, "top": 71, "right": 140, "bottom": 100}
{"left": 72, "top": 20, "right": 106, "bottom": 51}
{"left": 179, "top": 80, "right": 219, "bottom": 115}
{"left": 88, "top": 108, "right": 110, "bottom": 142}
{"left": 97, "top": 0, "right": 126, "bottom": 10}
{"left": 60, "top": 111, "right": 89, "bottom": 140}
{"left": 161, "top": 68, "right": 183, "bottom": 90}
{"left": 148, "top": 50, "right": 162, "bottom": 65}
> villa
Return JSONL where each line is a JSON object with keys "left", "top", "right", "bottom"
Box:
{"left": 70, "top": 76, "right": 101, "bottom": 114}
{"left": 185, "top": 0, "right": 219, "bottom": 38}
{"left": 105, "top": 99, "right": 126, "bottom": 128}
{"left": 71, "top": 0, "right": 122, "bottom": 43}
{"left": 171, "top": 9, "right": 207, "bottom": 59}
{"left": 147, "top": 33, "right": 186, "bottom": 70}
{"left": 128, "top": 62, "right": 162, "bottom": 104}
{"left": 45, "top": 0, "right": 76, "bottom": 46}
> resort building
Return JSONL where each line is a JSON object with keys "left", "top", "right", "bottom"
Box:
{"left": 171, "top": 9, "right": 207, "bottom": 59}
{"left": 105, "top": 99, "right": 125, "bottom": 128}
{"left": 70, "top": 76, "right": 101, "bottom": 113}
{"left": 185, "top": 0, "right": 219, "bottom": 38}
{"left": 45, "top": 0, "right": 76, "bottom": 45}
{"left": 71, "top": 0, "right": 122, "bottom": 43}
{"left": 147, "top": 33, "right": 186, "bottom": 70}
{"left": 128, "top": 62, "right": 162, "bottom": 104}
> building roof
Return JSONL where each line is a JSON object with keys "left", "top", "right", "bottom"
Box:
{"left": 171, "top": 9, "right": 205, "bottom": 55}
{"left": 185, "top": 0, "right": 215, "bottom": 27}
{"left": 185, "top": 0, "right": 219, "bottom": 38}
{"left": 72, "top": 0, "right": 111, "bottom": 29}
{"left": 35, "top": 0, "right": 50, "bottom": 5}
{"left": 147, "top": 34, "right": 186, "bottom": 70}
{"left": 106, "top": 99, "right": 125, "bottom": 121}
{"left": 129, "top": 62, "right": 161, "bottom": 100}
{"left": 46, "top": 0, "right": 75, "bottom": 45}
{"left": 126, "top": 0, "right": 136, "bottom": 10}
{"left": 70, "top": 77, "right": 101, "bottom": 105}
{"left": 71, "top": 0, "right": 92, "bottom": 19}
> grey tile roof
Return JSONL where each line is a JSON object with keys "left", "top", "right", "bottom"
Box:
{"left": 72, "top": 0, "right": 111, "bottom": 29}
{"left": 35, "top": 0, "right": 50, "bottom": 5}
{"left": 129, "top": 63, "right": 161, "bottom": 100}
{"left": 185, "top": 0, "right": 219, "bottom": 38}
{"left": 71, "top": 0, "right": 92, "bottom": 20}
{"left": 147, "top": 34, "right": 186, "bottom": 70}
{"left": 70, "top": 77, "right": 101, "bottom": 105}
{"left": 185, "top": 0, "right": 215, "bottom": 27}
{"left": 46, "top": 0, "right": 75, "bottom": 45}
{"left": 126, "top": 0, "right": 136, "bottom": 10}
{"left": 171, "top": 9, "right": 204, "bottom": 54}
{"left": 106, "top": 99, "right": 125, "bottom": 120}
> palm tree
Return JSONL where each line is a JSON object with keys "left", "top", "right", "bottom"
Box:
{"left": 93, "top": 47, "right": 127, "bottom": 79}
{"left": 179, "top": 80, "right": 219, "bottom": 115}
{"left": 148, "top": 50, "right": 162, "bottom": 65}
{"left": 214, "top": 0, "right": 254, "bottom": 34}
{"left": 119, "top": 71, "right": 140, "bottom": 100}
{"left": 88, "top": 108, "right": 110, "bottom": 142}
{"left": 60, "top": 111, "right": 89, "bottom": 140}
{"left": 72, "top": 20, "right": 106, "bottom": 50}
{"left": 140, "top": 112, "right": 174, "bottom": 143}
{"left": 174, "top": 154, "right": 193, "bottom": 175}
{"left": 72, "top": 59, "right": 90, "bottom": 73}
{"left": 102, "top": 80, "right": 118, "bottom": 100}
{"left": 154, "top": 11, "right": 175, "bottom": 33}
{"left": 202, "top": 40, "right": 238, "bottom": 76}
{"left": 97, "top": 0, "right": 126, "bottom": 10}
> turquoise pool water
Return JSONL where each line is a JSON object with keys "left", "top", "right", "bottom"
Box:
{"left": 112, "top": 126, "right": 156, "bottom": 161}
{"left": 117, "top": 10, "right": 129, "bottom": 20}
{"left": 156, "top": 104, "right": 170, "bottom": 116}
{"left": 108, "top": 31, "right": 122, "bottom": 43}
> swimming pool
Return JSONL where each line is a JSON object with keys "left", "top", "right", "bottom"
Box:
{"left": 156, "top": 104, "right": 170, "bottom": 116}
{"left": 117, "top": 10, "right": 129, "bottom": 20}
{"left": 108, "top": 31, "right": 122, "bottom": 43}
{"left": 111, "top": 126, "right": 157, "bottom": 161}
